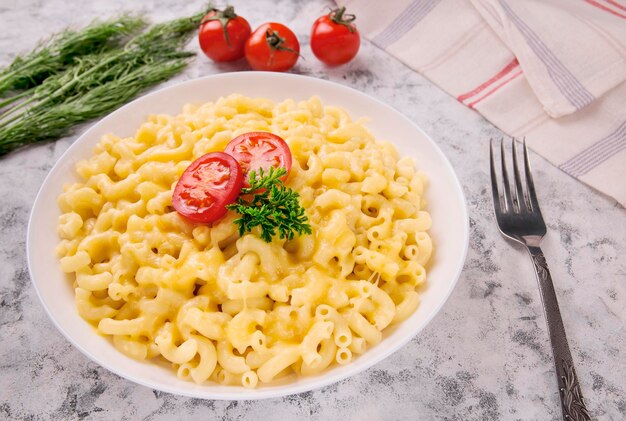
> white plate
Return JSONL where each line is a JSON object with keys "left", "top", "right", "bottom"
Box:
{"left": 27, "top": 72, "right": 468, "bottom": 400}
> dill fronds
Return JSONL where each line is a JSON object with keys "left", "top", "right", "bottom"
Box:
{"left": 0, "top": 59, "right": 189, "bottom": 154}
{"left": 0, "top": 11, "right": 206, "bottom": 156}
{"left": 0, "top": 15, "right": 146, "bottom": 96}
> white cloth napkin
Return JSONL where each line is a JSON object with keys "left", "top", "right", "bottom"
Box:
{"left": 336, "top": 0, "right": 626, "bottom": 206}
{"left": 471, "top": 0, "right": 626, "bottom": 118}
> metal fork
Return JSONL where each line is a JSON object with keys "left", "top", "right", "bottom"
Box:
{"left": 490, "top": 138, "right": 591, "bottom": 421}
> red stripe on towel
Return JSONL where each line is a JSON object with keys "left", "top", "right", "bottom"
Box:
{"left": 584, "top": 0, "right": 626, "bottom": 19}
{"left": 457, "top": 58, "right": 519, "bottom": 103}
{"left": 604, "top": 0, "right": 626, "bottom": 12}
{"left": 467, "top": 69, "right": 523, "bottom": 108}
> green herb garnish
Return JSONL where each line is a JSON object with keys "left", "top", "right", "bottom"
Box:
{"left": 0, "top": 11, "right": 206, "bottom": 156}
{"left": 0, "top": 15, "right": 146, "bottom": 98}
{"left": 227, "top": 167, "right": 312, "bottom": 243}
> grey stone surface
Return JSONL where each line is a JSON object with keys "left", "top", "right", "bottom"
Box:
{"left": 0, "top": 0, "right": 624, "bottom": 420}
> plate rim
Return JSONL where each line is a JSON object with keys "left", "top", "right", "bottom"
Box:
{"left": 27, "top": 71, "right": 469, "bottom": 400}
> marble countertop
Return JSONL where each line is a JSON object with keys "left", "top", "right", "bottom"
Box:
{"left": 1, "top": 0, "right": 624, "bottom": 420}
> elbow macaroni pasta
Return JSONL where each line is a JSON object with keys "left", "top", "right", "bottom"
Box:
{"left": 57, "top": 94, "right": 433, "bottom": 387}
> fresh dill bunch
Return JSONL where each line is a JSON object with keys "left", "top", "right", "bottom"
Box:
{"left": 0, "top": 12, "right": 200, "bottom": 124}
{"left": 1, "top": 37, "right": 194, "bottom": 122}
{"left": 0, "top": 57, "right": 189, "bottom": 155}
{"left": 227, "top": 167, "right": 313, "bottom": 243}
{"left": 128, "top": 10, "right": 206, "bottom": 50}
{"left": 0, "top": 11, "right": 205, "bottom": 155}
{"left": 0, "top": 15, "right": 146, "bottom": 96}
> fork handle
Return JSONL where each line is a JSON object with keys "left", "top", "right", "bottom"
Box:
{"left": 527, "top": 246, "right": 591, "bottom": 421}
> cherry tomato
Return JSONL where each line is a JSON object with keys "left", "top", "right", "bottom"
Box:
{"left": 224, "top": 132, "right": 292, "bottom": 187}
{"left": 244, "top": 23, "right": 300, "bottom": 72}
{"left": 198, "top": 6, "right": 251, "bottom": 62}
{"left": 172, "top": 152, "right": 243, "bottom": 223}
{"left": 311, "top": 7, "right": 360, "bottom": 66}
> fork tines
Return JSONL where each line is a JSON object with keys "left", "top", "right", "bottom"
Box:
{"left": 490, "top": 137, "right": 540, "bottom": 215}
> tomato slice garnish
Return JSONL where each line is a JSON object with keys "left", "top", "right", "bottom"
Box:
{"left": 224, "top": 132, "right": 292, "bottom": 187}
{"left": 172, "top": 152, "right": 243, "bottom": 223}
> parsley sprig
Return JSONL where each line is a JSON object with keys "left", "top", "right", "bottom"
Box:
{"left": 227, "top": 167, "right": 312, "bottom": 243}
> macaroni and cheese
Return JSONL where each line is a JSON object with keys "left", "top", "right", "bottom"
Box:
{"left": 56, "top": 94, "right": 433, "bottom": 387}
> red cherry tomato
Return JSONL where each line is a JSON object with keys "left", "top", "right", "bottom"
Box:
{"left": 224, "top": 132, "right": 292, "bottom": 187}
{"left": 311, "top": 7, "right": 360, "bottom": 66}
{"left": 172, "top": 152, "right": 243, "bottom": 223}
{"left": 198, "top": 6, "right": 251, "bottom": 62}
{"left": 244, "top": 23, "right": 300, "bottom": 72}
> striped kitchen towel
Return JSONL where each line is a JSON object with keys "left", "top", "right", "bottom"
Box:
{"left": 336, "top": 0, "right": 626, "bottom": 206}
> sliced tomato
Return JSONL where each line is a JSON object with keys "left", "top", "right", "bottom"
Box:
{"left": 172, "top": 152, "right": 243, "bottom": 223}
{"left": 224, "top": 132, "right": 292, "bottom": 187}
